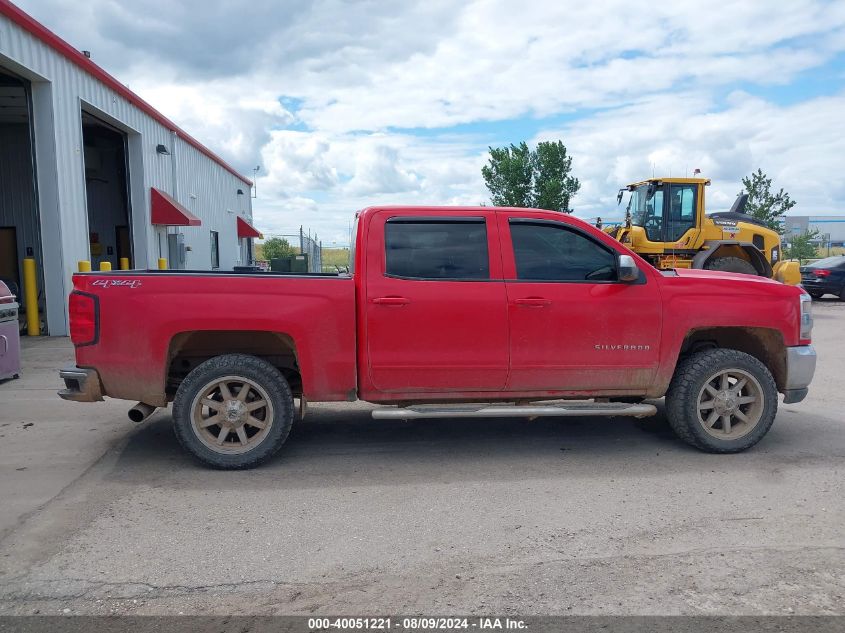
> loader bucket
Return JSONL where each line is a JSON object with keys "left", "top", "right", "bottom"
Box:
{"left": 774, "top": 260, "right": 801, "bottom": 285}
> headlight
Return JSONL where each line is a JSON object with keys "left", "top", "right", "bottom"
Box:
{"left": 799, "top": 292, "right": 813, "bottom": 340}
{"left": 771, "top": 246, "right": 779, "bottom": 263}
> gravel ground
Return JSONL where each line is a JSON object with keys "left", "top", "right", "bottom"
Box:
{"left": 0, "top": 299, "right": 842, "bottom": 616}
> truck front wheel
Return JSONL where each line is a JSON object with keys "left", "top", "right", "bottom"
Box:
{"left": 665, "top": 349, "right": 778, "bottom": 453}
{"left": 172, "top": 354, "right": 294, "bottom": 469}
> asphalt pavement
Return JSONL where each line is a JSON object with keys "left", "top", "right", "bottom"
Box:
{"left": 0, "top": 300, "right": 843, "bottom": 615}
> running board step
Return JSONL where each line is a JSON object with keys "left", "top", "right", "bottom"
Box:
{"left": 372, "top": 402, "right": 656, "bottom": 420}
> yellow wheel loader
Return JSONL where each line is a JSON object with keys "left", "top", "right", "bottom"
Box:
{"left": 601, "top": 177, "right": 800, "bottom": 284}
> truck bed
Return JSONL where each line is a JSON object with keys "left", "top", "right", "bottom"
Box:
{"left": 72, "top": 270, "right": 357, "bottom": 406}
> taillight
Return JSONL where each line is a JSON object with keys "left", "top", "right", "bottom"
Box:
{"left": 814, "top": 269, "right": 831, "bottom": 278}
{"left": 69, "top": 291, "right": 99, "bottom": 346}
{"left": 799, "top": 292, "right": 813, "bottom": 342}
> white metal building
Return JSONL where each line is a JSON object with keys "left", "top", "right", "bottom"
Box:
{"left": 0, "top": 0, "right": 261, "bottom": 336}
{"left": 785, "top": 216, "right": 845, "bottom": 247}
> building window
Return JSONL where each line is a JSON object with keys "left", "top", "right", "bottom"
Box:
{"left": 210, "top": 231, "right": 219, "bottom": 269}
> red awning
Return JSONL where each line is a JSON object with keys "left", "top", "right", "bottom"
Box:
{"left": 237, "top": 216, "right": 262, "bottom": 239}
{"left": 150, "top": 188, "right": 201, "bottom": 226}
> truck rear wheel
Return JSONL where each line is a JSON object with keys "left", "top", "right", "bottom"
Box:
{"left": 703, "top": 256, "right": 758, "bottom": 276}
{"left": 665, "top": 349, "right": 777, "bottom": 453}
{"left": 172, "top": 354, "right": 294, "bottom": 469}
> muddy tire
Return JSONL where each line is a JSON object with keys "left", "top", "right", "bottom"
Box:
{"left": 665, "top": 349, "right": 777, "bottom": 453}
{"left": 172, "top": 354, "right": 294, "bottom": 469}
{"left": 703, "top": 256, "right": 759, "bottom": 276}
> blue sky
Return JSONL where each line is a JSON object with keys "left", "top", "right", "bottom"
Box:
{"left": 20, "top": 0, "right": 845, "bottom": 243}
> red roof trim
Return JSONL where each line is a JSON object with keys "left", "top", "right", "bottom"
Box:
{"left": 150, "top": 188, "right": 202, "bottom": 226}
{"left": 0, "top": 0, "right": 252, "bottom": 186}
{"left": 236, "top": 216, "right": 262, "bottom": 239}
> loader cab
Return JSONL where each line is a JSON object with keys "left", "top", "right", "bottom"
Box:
{"left": 623, "top": 178, "right": 707, "bottom": 250}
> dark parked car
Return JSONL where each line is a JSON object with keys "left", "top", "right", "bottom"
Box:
{"left": 800, "top": 255, "right": 845, "bottom": 300}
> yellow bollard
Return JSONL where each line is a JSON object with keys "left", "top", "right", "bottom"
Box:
{"left": 157, "top": 258, "right": 167, "bottom": 270}
{"left": 99, "top": 261, "right": 112, "bottom": 271}
{"left": 119, "top": 257, "right": 130, "bottom": 270}
{"left": 78, "top": 260, "right": 92, "bottom": 272}
{"left": 22, "top": 258, "right": 40, "bottom": 336}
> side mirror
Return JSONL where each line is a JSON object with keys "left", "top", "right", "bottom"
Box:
{"left": 618, "top": 254, "right": 639, "bottom": 282}
{"left": 616, "top": 189, "right": 624, "bottom": 205}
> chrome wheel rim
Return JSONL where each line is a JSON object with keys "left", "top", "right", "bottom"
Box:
{"left": 697, "top": 368, "right": 764, "bottom": 440}
{"left": 190, "top": 375, "right": 274, "bottom": 454}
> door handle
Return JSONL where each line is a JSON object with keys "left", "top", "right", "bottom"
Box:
{"left": 372, "top": 296, "right": 410, "bottom": 306}
{"left": 513, "top": 298, "right": 551, "bottom": 307}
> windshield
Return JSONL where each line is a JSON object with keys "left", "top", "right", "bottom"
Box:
{"left": 627, "top": 184, "right": 664, "bottom": 241}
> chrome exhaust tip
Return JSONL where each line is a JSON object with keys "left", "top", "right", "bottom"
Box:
{"left": 128, "top": 402, "right": 157, "bottom": 423}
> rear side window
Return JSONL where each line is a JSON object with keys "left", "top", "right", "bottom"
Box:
{"left": 210, "top": 231, "right": 220, "bottom": 269}
{"left": 510, "top": 221, "right": 617, "bottom": 281}
{"left": 385, "top": 219, "right": 489, "bottom": 280}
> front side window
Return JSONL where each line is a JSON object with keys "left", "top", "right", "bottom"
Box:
{"left": 510, "top": 222, "right": 617, "bottom": 282}
{"left": 210, "top": 231, "right": 220, "bottom": 269}
{"left": 385, "top": 219, "right": 489, "bottom": 280}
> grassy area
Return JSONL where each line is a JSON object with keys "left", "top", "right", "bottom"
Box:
{"left": 322, "top": 247, "right": 350, "bottom": 272}
{"left": 787, "top": 246, "right": 844, "bottom": 263}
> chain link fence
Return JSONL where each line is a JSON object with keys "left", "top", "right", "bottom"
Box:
{"left": 258, "top": 227, "right": 322, "bottom": 273}
{"left": 298, "top": 228, "right": 322, "bottom": 273}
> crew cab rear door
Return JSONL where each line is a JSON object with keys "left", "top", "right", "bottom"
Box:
{"left": 498, "top": 211, "right": 662, "bottom": 392}
{"left": 363, "top": 210, "right": 509, "bottom": 393}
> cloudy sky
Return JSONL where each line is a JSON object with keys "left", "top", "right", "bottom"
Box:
{"left": 20, "top": 0, "right": 845, "bottom": 244}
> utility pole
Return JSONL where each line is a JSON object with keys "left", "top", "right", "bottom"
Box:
{"left": 252, "top": 166, "right": 260, "bottom": 198}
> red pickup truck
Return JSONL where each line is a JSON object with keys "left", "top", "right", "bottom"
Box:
{"left": 59, "top": 206, "right": 817, "bottom": 468}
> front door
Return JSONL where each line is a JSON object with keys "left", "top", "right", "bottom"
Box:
{"left": 663, "top": 182, "right": 699, "bottom": 247}
{"left": 364, "top": 212, "right": 509, "bottom": 393}
{"left": 500, "top": 214, "right": 662, "bottom": 392}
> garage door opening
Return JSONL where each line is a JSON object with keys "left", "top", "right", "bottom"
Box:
{"left": 81, "top": 112, "right": 132, "bottom": 269}
{"left": 0, "top": 69, "right": 44, "bottom": 334}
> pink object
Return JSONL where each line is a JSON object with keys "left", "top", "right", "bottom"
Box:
{"left": 0, "top": 281, "right": 21, "bottom": 381}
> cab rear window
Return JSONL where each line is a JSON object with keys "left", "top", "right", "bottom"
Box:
{"left": 385, "top": 219, "right": 489, "bottom": 280}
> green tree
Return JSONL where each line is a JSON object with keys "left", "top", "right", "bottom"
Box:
{"left": 740, "top": 168, "right": 796, "bottom": 234}
{"left": 785, "top": 229, "right": 819, "bottom": 263}
{"left": 260, "top": 237, "right": 296, "bottom": 260}
{"left": 482, "top": 141, "right": 580, "bottom": 212}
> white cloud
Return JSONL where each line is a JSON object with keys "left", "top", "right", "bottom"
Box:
{"left": 536, "top": 90, "right": 845, "bottom": 220}
{"left": 18, "top": 0, "right": 845, "bottom": 241}
{"left": 344, "top": 145, "right": 420, "bottom": 196}
{"left": 251, "top": 131, "right": 489, "bottom": 242}
{"left": 127, "top": 76, "right": 295, "bottom": 164}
